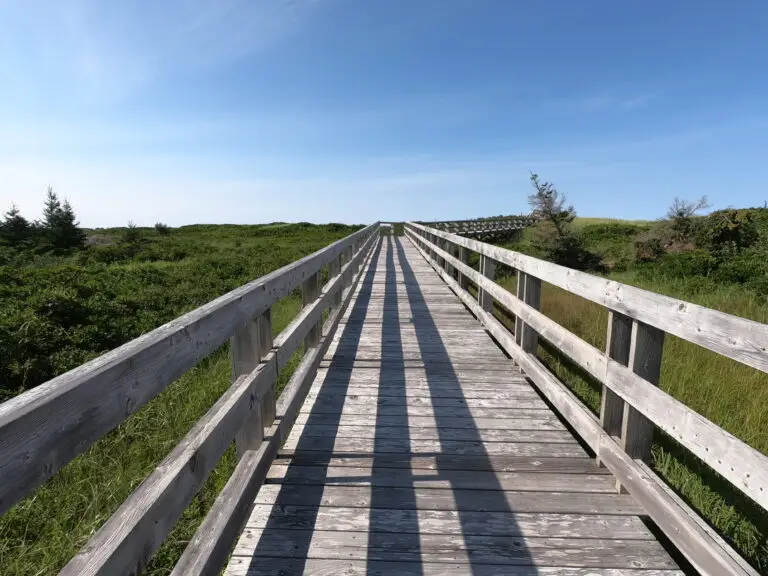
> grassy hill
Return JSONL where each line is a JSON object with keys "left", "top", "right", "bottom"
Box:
{"left": 0, "top": 222, "right": 362, "bottom": 575}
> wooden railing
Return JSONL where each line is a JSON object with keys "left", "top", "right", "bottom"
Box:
{"left": 425, "top": 215, "right": 537, "bottom": 239}
{"left": 0, "top": 223, "right": 380, "bottom": 576}
{"left": 405, "top": 221, "right": 767, "bottom": 576}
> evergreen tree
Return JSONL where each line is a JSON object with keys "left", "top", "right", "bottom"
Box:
{"left": 0, "top": 204, "right": 32, "bottom": 247}
{"left": 41, "top": 187, "right": 86, "bottom": 251}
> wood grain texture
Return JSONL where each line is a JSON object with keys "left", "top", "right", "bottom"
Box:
{"left": 227, "top": 558, "right": 684, "bottom": 576}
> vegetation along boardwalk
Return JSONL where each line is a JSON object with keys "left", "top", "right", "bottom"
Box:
{"left": 1, "top": 222, "right": 767, "bottom": 575}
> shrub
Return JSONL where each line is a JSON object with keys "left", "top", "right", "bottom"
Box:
{"left": 696, "top": 209, "right": 759, "bottom": 254}
{"left": 123, "top": 221, "right": 141, "bottom": 244}
{"left": 154, "top": 222, "right": 171, "bottom": 235}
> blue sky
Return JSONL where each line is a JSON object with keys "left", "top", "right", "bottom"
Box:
{"left": 1, "top": 0, "right": 767, "bottom": 226}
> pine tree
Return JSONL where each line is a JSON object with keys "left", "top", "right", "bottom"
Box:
{"left": 0, "top": 204, "right": 32, "bottom": 247}
{"left": 41, "top": 187, "right": 86, "bottom": 251}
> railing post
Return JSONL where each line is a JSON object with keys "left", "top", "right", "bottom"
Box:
{"left": 515, "top": 272, "right": 541, "bottom": 353}
{"left": 598, "top": 310, "right": 632, "bottom": 467}
{"left": 303, "top": 271, "right": 321, "bottom": 349}
{"left": 478, "top": 255, "right": 496, "bottom": 312}
{"left": 458, "top": 246, "right": 470, "bottom": 290}
{"left": 258, "top": 309, "right": 275, "bottom": 426}
{"left": 232, "top": 317, "right": 263, "bottom": 459}
{"left": 330, "top": 253, "right": 342, "bottom": 309}
{"left": 621, "top": 320, "right": 665, "bottom": 461}
{"left": 444, "top": 239, "right": 454, "bottom": 277}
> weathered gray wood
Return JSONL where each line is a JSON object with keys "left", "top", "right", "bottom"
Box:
{"left": 267, "top": 464, "right": 616, "bottom": 492}
{"left": 172, "top": 229, "right": 380, "bottom": 576}
{"left": 406, "top": 234, "right": 753, "bottom": 576}
{"left": 302, "top": 270, "right": 321, "bottom": 349}
{"left": 275, "top": 453, "right": 605, "bottom": 473}
{"left": 282, "top": 435, "right": 587, "bottom": 457}
{"left": 226, "top": 557, "right": 683, "bottom": 576}
{"left": 622, "top": 319, "right": 665, "bottom": 462}
{"left": 232, "top": 319, "right": 264, "bottom": 459}
{"left": 60, "top": 357, "right": 277, "bottom": 576}
{"left": 479, "top": 253, "right": 496, "bottom": 311}
{"left": 517, "top": 272, "right": 541, "bottom": 353}
{"left": 254, "top": 483, "right": 644, "bottom": 515}
{"left": 408, "top": 221, "right": 768, "bottom": 374}
{"left": 329, "top": 254, "right": 342, "bottom": 308}
{"left": 232, "top": 528, "right": 676, "bottom": 568}
{"left": 409, "top": 227, "right": 768, "bottom": 512}
{"left": 0, "top": 222, "right": 378, "bottom": 516}
{"left": 600, "top": 311, "right": 631, "bottom": 441}
{"left": 257, "top": 310, "right": 276, "bottom": 427}
{"left": 458, "top": 245, "right": 470, "bottom": 290}
{"left": 246, "top": 504, "right": 652, "bottom": 539}
{"left": 292, "top": 412, "right": 566, "bottom": 431}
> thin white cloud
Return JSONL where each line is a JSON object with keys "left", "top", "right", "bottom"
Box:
{"left": 0, "top": 0, "right": 323, "bottom": 104}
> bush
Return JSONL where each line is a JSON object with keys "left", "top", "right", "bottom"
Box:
{"left": 696, "top": 209, "right": 759, "bottom": 254}
{"left": 634, "top": 235, "right": 665, "bottom": 262}
{"left": 123, "top": 221, "right": 141, "bottom": 244}
{"left": 546, "top": 233, "right": 605, "bottom": 272}
{"left": 154, "top": 222, "right": 171, "bottom": 235}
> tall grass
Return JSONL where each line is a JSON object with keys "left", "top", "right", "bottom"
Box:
{"left": 496, "top": 273, "right": 768, "bottom": 572}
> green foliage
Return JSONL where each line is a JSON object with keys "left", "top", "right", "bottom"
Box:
{"left": 42, "top": 188, "right": 86, "bottom": 253}
{"left": 154, "top": 222, "right": 171, "bottom": 235}
{"left": 666, "top": 195, "right": 711, "bottom": 243}
{"left": 0, "top": 205, "right": 34, "bottom": 248}
{"left": 696, "top": 208, "right": 759, "bottom": 254}
{"left": 123, "top": 221, "right": 141, "bottom": 244}
{"left": 0, "top": 222, "right": 362, "bottom": 399}
{"left": 528, "top": 173, "right": 575, "bottom": 238}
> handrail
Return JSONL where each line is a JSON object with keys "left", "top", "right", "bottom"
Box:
{"left": 0, "top": 223, "right": 380, "bottom": 576}
{"left": 405, "top": 221, "right": 764, "bottom": 576}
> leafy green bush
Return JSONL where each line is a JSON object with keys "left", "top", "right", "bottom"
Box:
{"left": 696, "top": 209, "right": 759, "bottom": 254}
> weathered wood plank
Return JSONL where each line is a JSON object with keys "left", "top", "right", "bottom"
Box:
{"left": 226, "top": 557, "right": 684, "bottom": 576}
{"left": 292, "top": 412, "right": 567, "bottom": 430}
{"left": 275, "top": 453, "right": 607, "bottom": 473}
{"left": 266, "top": 464, "right": 615, "bottom": 493}
{"left": 286, "top": 423, "right": 575, "bottom": 444}
{"left": 282, "top": 436, "right": 587, "bottom": 458}
{"left": 246, "top": 504, "right": 652, "bottom": 539}
{"left": 232, "top": 528, "right": 676, "bottom": 568}
{"left": 254, "top": 483, "right": 644, "bottom": 515}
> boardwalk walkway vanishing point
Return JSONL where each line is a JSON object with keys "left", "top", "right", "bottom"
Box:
{"left": 224, "top": 236, "right": 682, "bottom": 575}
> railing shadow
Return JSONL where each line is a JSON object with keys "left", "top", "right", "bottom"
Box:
{"left": 393, "top": 235, "right": 533, "bottom": 571}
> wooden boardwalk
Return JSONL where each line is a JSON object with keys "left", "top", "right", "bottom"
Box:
{"left": 226, "top": 236, "right": 681, "bottom": 575}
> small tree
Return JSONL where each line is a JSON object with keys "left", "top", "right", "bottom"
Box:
{"left": 154, "top": 222, "right": 170, "bottom": 235}
{"left": 528, "top": 173, "right": 576, "bottom": 239}
{"left": 527, "top": 173, "right": 603, "bottom": 271}
{"left": 666, "top": 196, "right": 710, "bottom": 243}
{"left": 41, "top": 187, "right": 86, "bottom": 251}
{"left": 0, "top": 204, "right": 32, "bottom": 248}
{"left": 123, "top": 221, "right": 141, "bottom": 244}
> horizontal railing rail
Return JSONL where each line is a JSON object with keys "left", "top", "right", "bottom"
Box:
{"left": 405, "top": 221, "right": 766, "bottom": 576}
{"left": 0, "top": 223, "right": 381, "bottom": 576}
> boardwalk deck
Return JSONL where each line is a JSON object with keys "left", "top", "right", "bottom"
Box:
{"left": 225, "top": 236, "right": 682, "bottom": 575}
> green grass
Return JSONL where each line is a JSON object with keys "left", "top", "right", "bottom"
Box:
{"left": 0, "top": 223, "right": 361, "bottom": 575}
{"left": 495, "top": 272, "right": 768, "bottom": 572}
